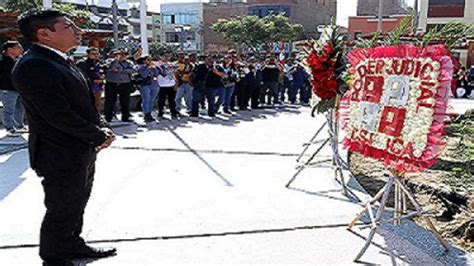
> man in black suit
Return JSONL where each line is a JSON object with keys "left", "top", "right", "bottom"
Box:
{"left": 11, "top": 9, "right": 117, "bottom": 266}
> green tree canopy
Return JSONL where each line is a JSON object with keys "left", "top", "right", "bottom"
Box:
{"left": 149, "top": 42, "right": 178, "bottom": 59}
{"left": 5, "top": 1, "right": 91, "bottom": 20}
{"left": 5, "top": 0, "right": 41, "bottom": 12}
{"left": 211, "top": 13, "right": 304, "bottom": 52}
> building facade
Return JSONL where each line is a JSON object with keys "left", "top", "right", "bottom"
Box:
{"left": 348, "top": 15, "right": 407, "bottom": 40}
{"left": 247, "top": 0, "right": 337, "bottom": 39}
{"left": 418, "top": 0, "right": 474, "bottom": 67}
{"left": 59, "top": 0, "right": 159, "bottom": 43}
{"left": 203, "top": 1, "right": 247, "bottom": 53}
{"left": 418, "top": 0, "right": 474, "bottom": 31}
{"left": 357, "top": 0, "right": 407, "bottom": 16}
{"left": 160, "top": 2, "right": 203, "bottom": 52}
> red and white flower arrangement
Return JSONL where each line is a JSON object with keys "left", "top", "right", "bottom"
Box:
{"left": 341, "top": 44, "right": 454, "bottom": 172}
{"left": 303, "top": 24, "right": 348, "bottom": 113}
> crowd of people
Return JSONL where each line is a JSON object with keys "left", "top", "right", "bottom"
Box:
{"left": 454, "top": 65, "right": 474, "bottom": 98}
{"left": 74, "top": 47, "right": 312, "bottom": 124}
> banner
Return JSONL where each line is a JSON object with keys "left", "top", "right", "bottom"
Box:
{"left": 342, "top": 44, "right": 454, "bottom": 172}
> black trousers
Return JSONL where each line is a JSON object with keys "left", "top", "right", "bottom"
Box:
{"left": 191, "top": 85, "right": 217, "bottom": 116}
{"left": 104, "top": 82, "right": 132, "bottom": 121}
{"left": 157, "top": 86, "right": 178, "bottom": 116}
{"left": 237, "top": 79, "right": 250, "bottom": 110}
{"left": 250, "top": 85, "right": 260, "bottom": 108}
{"left": 38, "top": 156, "right": 95, "bottom": 260}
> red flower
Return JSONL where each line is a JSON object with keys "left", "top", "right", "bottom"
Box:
{"left": 323, "top": 43, "right": 334, "bottom": 56}
{"left": 306, "top": 42, "right": 341, "bottom": 100}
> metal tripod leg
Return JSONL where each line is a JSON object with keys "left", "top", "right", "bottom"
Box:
{"left": 296, "top": 121, "right": 328, "bottom": 163}
{"left": 348, "top": 173, "right": 450, "bottom": 262}
{"left": 353, "top": 175, "right": 395, "bottom": 261}
{"left": 395, "top": 178, "right": 450, "bottom": 251}
{"left": 285, "top": 137, "right": 330, "bottom": 188}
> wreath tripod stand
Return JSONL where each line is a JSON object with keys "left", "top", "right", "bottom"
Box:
{"left": 347, "top": 170, "right": 450, "bottom": 261}
{"left": 285, "top": 102, "right": 349, "bottom": 195}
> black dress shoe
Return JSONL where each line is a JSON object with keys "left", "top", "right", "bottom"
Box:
{"left": 70, "top": 245, "right": 117, "bottom": 259}
{"left": 43, "top": 259, "right": 73, "bottom": 266}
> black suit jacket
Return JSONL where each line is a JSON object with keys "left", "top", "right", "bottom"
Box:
{"left": 11, "top": 45, "right": 107, "bottom": 173}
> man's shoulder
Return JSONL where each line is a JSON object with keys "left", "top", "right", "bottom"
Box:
{"left": 14, "top": 52, "right": 53, "bottom": 72}
{"left": 13, "top": 51, "right": 63, "bottom": 82}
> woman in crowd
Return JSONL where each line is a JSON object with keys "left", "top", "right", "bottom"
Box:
{"left": 137, "top": 55, "right": 160, "bottom": 122}
{"left": 217, "top": 55, "right": 238, "bottom": 114}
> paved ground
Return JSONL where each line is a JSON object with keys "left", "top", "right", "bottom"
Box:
{"left": 0, "top": 105, "right": 473, "bottom": 265}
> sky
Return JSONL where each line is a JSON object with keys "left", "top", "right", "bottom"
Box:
{"left": 143, "top": 0, "right": 415, "bottom": 28}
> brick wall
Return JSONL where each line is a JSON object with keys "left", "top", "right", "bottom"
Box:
{"left": 203, "top": 3, "right": 247, "bottom": 53}
{"left": 357, "top": 0, "right": 406, "bottom": 16}
{"left": 348, "top": 15, "right": 407, "bottom": 40}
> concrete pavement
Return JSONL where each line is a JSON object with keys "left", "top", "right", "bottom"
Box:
{"left": 0, "top": 105, "right": 472, "bottom": 265}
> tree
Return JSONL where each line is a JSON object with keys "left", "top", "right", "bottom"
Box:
{"left": 262, "top": 14, "right": 304, "bottom": 49}
{"left": 5, "top": 1, "right": 93, "bottom": 28}
{"left": 5, "top": 0, "right": 41, "bottom": 12}
{"left": 211, "top": 15, "right": 266, "bottom": 52}
{"left": 211, "top": 13, "right": 304, "bottom": 53}
{"left": 52, "top": 3, "right": 95, "bottom": 28}
{"left": 149, "top": 42, "right": 178, "bottom": 59}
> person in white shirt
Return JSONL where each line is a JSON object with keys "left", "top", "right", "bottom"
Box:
{"left": 156, "top": 52, "right": 178, "bottom": 118}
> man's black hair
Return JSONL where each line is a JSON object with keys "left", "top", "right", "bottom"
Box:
{"left": 18, "top": 9, "right": 67, "bottom": 42}
{"left": 86, "top": 47, "right": 99, "bottom": 54}
{"left": 2, "top": 40, "right": 20, "bottom": 52}
{"left": 136, "top": 55, "right": 149, "bottom": 65}
{"left": 160, "top": 51, "right": 170, "bottom": 57}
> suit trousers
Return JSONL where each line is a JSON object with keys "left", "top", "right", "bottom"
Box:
{"left": 38, "top": 158, "right": 95, "bottom": 260}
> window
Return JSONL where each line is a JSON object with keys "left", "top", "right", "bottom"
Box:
{"left": 165, "top": 32, "right": 179, "bottom": 43}
{"left": 162, "top": 14, "right": 175, "bottom": 24}
{"left": 428, "top": 0, "right": 464, "bottom": 18}
{"left": 429, "top": 0, "right": 464, "bottom": 4}
{"left": 248, "top": 5, "right": 291, "bottom": 18}
{"left": 133, "top": 25, "right": 140, "bottom": 35}
{"left": 184, "top": 31, "right": 196, "bottom": 41}
{"left": 163, "top": 12, "right": 198, "bottom": 25}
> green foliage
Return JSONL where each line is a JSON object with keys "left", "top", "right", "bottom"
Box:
{"left": 211, "top": 15, "right": 265, "bottom": 52}
{"left": 355, "top": 31, "right": 380, "bottom": 48}
{"left": 384, "top": 15, "right": 414, "bottom": 46}
{"left": 149, "top": 42, "right": 177, "bottom": 59}
{"left": 5, "top": 1, "right": 91, "bottom": 20}
{"left": 211, "top": 13, "right": 304, "bottom": 52}
{"left": 262, "top": 13, "right": 304, "bottom": 47}
{"left": 312, "top": 98, "right": 336, "bottom": 117}
{"left": 420, "top": 21, "right": 474, "bottom": 49}
{"left": 446, "top": 119, "right": 474, "bottom": 193}
{"left": 354, "top": 14, "right": 473, "bottom": 49}
{"left": 52, "top": 3, "right": 90, "bottom": 19}
{"left": 5, "top": 0, "right": 41, "bottom": 12}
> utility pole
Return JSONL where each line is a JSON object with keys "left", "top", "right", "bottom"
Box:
{"left": 413, "top": 0, "right": 419, "bottom": 32}
{"left": 43, "top": 0, "right": 52, "bottom": 8}
{"left": 112, "top": 0, "right": 119, "bottom": 49}
{"left": 377, "top": 0, "right": 384, "bottom": 32}
{"left": 140, "top": 0, "right": 149, "bottom": 55}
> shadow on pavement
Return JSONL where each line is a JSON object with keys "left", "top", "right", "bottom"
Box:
{"left": 110, "top": 105, "right": 304, "bottom": 137}
{"left": 349, "top": 212, "right": 471, "bottom": 265}
{"left": 0, "top": 149, "right": 29, "bottom": 201}
{"left": 0, "top": 135, "right": 28, "bottom": 155}
{"left": 167, "top": 125, "right": 233, "bottom": 187}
